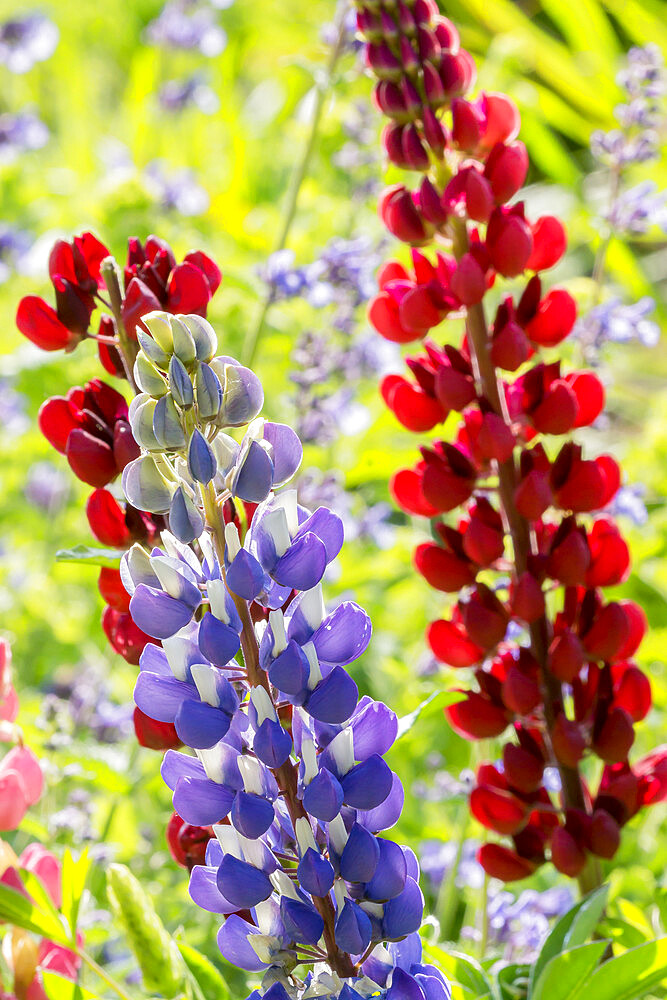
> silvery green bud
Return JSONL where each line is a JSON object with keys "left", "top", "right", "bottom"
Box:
{"left": 169, "top": 355, "right": 194, "bottom": 409}
{"left": 137, "top": 328, "right": 171, "bottom": 369}
{"left": 179, "top": 313, "right": 217, "bottom": 362}
{"left": 122, "top": 455, "right": 175, "bottom": 514}
{"left": 195, "top": 362, "right": 223, "bottom": 420}
{"left": 170, "top": 315, "right": 197, "bottom": 367}
{"left": 134, "top": 352, "right": 168, "bottom": 398}
{"left": 210, "top": 356, "right": 264, "bottom": 427}
{"left": 142, "top": 311, "right": 174, "bottom": 354}
{"left": 153, "top": 394, "right": 187, "bottom": 450}
{"left": 130, "top": 397, "right": 161, "bottom": 451}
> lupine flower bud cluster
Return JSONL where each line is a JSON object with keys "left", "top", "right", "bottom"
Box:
{"left": 357, "top": 4, "right": 667, "bottom": 886}
{"left": 119, "top": 309, "right": 451, "bottom": 1000}
{"left": 15, "top": 232, "right": 222, "bottom": 751}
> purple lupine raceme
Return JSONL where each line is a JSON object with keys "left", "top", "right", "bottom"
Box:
{"left": 120, "top": 310, "right": 451, "bottom": 1000}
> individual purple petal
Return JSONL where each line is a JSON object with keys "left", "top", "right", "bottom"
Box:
{"left": 401, "top": 846, "right": 420, "bottom": 883}
{"left": 188, "top": 428, "right": 217, "bottom": 484}
{"left": 340, "top": 754, "right": 393, "bottom": 810}
{"left": 261, "top": 984, "right": 292, "bottom": 1000}
{"left": 231, "top": 791, "right": 275, "bottom": 839}
{"left": 161, "top": 749, "right": 207, "bottom": 790}
{"left": 295, "top": 507, "right": 343, "bottom": 562}
{"left": 268, "top": 641, "right": 309, "bottom": 696}
{"left": 198, "top": 611, "right": 241, "bottom": 666}
{"left": 189, "top": 865, "right": 238, "bottom": 914}
{"left": 351, "top": 698, "right": 398, "bottom": 759}
{"left": 303, "top": 768, "right": 344, "bottom": 822}
{"left": 139, "top": 643, "right": 171, "bottom": 675}
{"left": 262, "top": 422, "right": 302, "bottom": 485}
{"left": 232, "top": 439, "right": 274, "bottom": 502}
{"left": 217, "top": 916, "right": 269, "bottom": 972}
{"left": 366, "top": 839, "right": 407, "bottom": 901}
{"left": 173, "top": 776, "right": 234, "bottom": 826}
{"left": 253, "top": 718, "right": 293, "bottom": 768}
{"left": 312, "top": 602, "right": 372, "bottom": 665}
{"left": 280, "top": 897, "right": 324, "bottom": 946}
{"left": 387, "top": 969, "right": 424, "bottom": 1000}
{"left": 169, "top": 486, "right": 204, "bottom": 543}
{"left": 412, "top": 965, "right": 451, "bottom": 1000}
{"left": 273, "top": 532, "right": 327, "bottom": 590}
{"left": 217, "top": 855, "right": 273, "bottom": 908}
{"left": 339, "top": 823, "right": 380, "bottom": 883}
{"left": 134, "top": 671, "right": 191, "bottom": 723}
{"left": 130, "top": 584, "right": 194, "bottom": 639}
{"left": 297, "top": 848, "right": 335, "bottom": 898}
{"left": 227, "top": 548, "right": 265, "bottom": 601}
{"left": 306, "top": 666, "right": 358, "bottom": 725}
{"left": 334, "top": 899, "right": 372, "bottom": 955}
{"left": 175, "top": 699, "right": 232, "bottom": 749}
{"left": 382, "top": 876, "right": 424, "bottom": 940}
{"left": 216, "top": 359, "right": 264, "bottom": 426}
{"left": 357, "top": 772, "right": 405, "bottom": 832}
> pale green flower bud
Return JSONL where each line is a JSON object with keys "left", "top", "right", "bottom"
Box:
{"left": 153, "top": 393, "right": 187, "bottom": 449}
{"left": 137, "top": 328, "right": 171, "bottom": 369}
{"left": 179, "top": 313, "right": 217, "bottom": 362}
{"left": 195, "top": 362, "right": 223, "bottom": 420}
{"left": 142, "top": 310, "right": 174, "bottom": 354}
{"left": 169, "top": 355, "right": 194, "bottom": 409}
{"left": 134, "top": 352, "right": 168, "bottom": 398}
{"left": 170, "top": 315, "right": 197, "bottom": 368}
{"left": 122, "top": 455, "right": 175, "bottom": 514}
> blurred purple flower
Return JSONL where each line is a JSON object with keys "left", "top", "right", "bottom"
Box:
{"left": 24, "top": 461, "right": 69, "bottom": 512}
{"left": 144, "top": 160, "right": 210, "bottom": 215}
{"left": 606, "top": 180, "right": 667, "bottom": 234}
{"left": 146, "top": 0, "right": 227, "bottom": 56}
{"left": 607, "top": 484, "right": 649, "bottom": 526}
{"left": 0, "top": 110, "right": 48, "bottom": 163}
{"left": 0, "top": 225, "right": 31, "bottom": 283}
{"left": 0, "top": 13, "right": 58, "bottom": 73}
{"left": 575, "top": 295, "right": 660, "bottom": 351}
{"left": 0, "top": 378, "right": 28, "bottom": 435}
{"left": 158, "top": 74, "right": 219, "bottom": 114}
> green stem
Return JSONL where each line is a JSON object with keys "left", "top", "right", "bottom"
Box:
{"left": 479, "top": 869, "right": 490, "bottom": 961}
{"left": 78, "top": 947, "right": 137, "bottom": 1000}
{"left": 436, "top": 800, "right": 469, "bottom": 941}
{"left": 100, "top": 257, "right": 139, "bottom": 392}
{"left": 242, "top": 3, "right": 349, "bottom": 368}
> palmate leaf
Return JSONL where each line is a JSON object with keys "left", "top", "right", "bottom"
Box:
{"left": 55, "top": 545, "right": 125, "bottom": 568}
{"left": 0, "top": 882, "right": 70, "bottom": 946}
{"left": 528, "top": 884, "right": 608, "bottom": 995}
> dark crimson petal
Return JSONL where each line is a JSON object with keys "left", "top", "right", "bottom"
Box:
{"left": 16, "top": 296, "right": 75, "bottom": 352}
{"left": 86, "top": 489, "right": 131, "bottom": 547}
{"left": 122, "top": 277, "right": 162, "bottom": 339}
{"left": 477, "top": 843, "right": 536, "bottom": 882}
{"left": 470, "top": 785, "right": 528, "bottom": 834}
{"left": 134, "top": 708, "right": 181, "bottom": 751}
{"left": 183, "top": 250, "right": 222, "bottom": 295}
{"left": 66, "top": 428, "right": 118, "bottom": 487}
{"left": 75, "top": 231, "right": 110, "bottom": 285}
{"left": 166, "top": 262, "right": 211, "bottom": 316}
{"left": 38, "top": 396, "right": 78, "bottom": 453}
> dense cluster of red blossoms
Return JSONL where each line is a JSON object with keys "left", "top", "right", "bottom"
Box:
{"left": 357, "top": 0, "right": 667, "bottom": 885}
{"left": 16, "top": 232, "right": 221, "bottom": 760}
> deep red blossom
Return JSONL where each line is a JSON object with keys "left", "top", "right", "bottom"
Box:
{"left": 166, "top": 812, "right": 213, "bottom": 870}
{"left": 133, "top": 709, "right": 182, "bottom": 751}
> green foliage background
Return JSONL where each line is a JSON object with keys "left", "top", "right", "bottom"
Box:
{"left": 0, "top": 0, "right": 665, "bottom": 994}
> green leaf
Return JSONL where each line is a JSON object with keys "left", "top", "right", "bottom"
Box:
{"left": 396, "top": 691, "right": 465, "bottom": 739}
{"left": 567, "top": 937, "right": 667, "bottom": 1000}
{"left": 496, "top": 963, "right": 530, "bottom": 1000}
{"left": 55, "top": 545, "right": 125, "bottom": 568}
{"left": 177, "top": 942, "right": 230, "bottom": 1000}
{"left": 563, "top": 885, "right": 610, "bottom": 949}
{"left": 529, "top": 885, "right": 609, "bottom": 996}
{"left": 0, "top": 882, "right": 70, "bottom": 945}
{"left": 42, "top": 971, "right": 87, "bottom": 1000}
{"left": 530, "top": 941, "right": 608, "bottom": 1000}
{"left": 61, "top": 849, "right": 91, "bottom": 944}
{"left": 426, "top": 946, "right": 493, "bottom": 998}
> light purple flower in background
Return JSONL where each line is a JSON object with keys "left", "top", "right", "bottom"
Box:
{"left": 575, "top": 295, "right": 660, "bottom": 352}
{"left": 158, "top": 74, "right": 219, "bottom": 114}
{"left": 0, "top": 377, "right": 28, "bottom": 435}
{"left": 607, "top": 483, "right": 649, "bottom": 526}
{"left": 0, "top": 224, "right": 31, "bottom": 282}
{"left": 0, "top": 110, "right": 48, "bottom": 163}
{"left": 144, "top": 160, "right": 210, "bottom": 216}
{"left": 420, "top": 839, "right": 485, "bottom": 892}
{"left": 0, "top": 13, "right": 58, "bottom": 73}
{"left": 24, "top": 461, "right": 69, "bottom": 512}
{"left": 606, "top": 180, "right": 667, "bottom": 234}
{"left": 146, "top": 0, "right": 227, "bottom": 56}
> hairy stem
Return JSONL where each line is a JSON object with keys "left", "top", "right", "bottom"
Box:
{"left": 242, "top": 3, "right": 349, "bottom": 369}
{"left": 100, "top": 257, "right": 139, "bottom": 393}
{"left": 451, "top": 220, "right": 602, "bottom": 897}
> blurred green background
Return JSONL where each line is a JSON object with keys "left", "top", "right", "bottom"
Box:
{"left": 0, "top": 0, "right": 666, "bottom": 986}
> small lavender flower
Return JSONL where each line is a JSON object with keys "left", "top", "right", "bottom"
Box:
{"left": 607, "top": 484, "right": 649, "bottom": 526}
{"left": 0, "top": 110, "right": 48, "bottom": 163}
{"left": 158, "top": 75, "right": 219, "bottom": 114}
{"left": 24, "top": 461, "right": 69, "bottom": 512}
{"left": 146, "top": 0, "right": 227, "bottom": 56}
{"left": 143, "top": 160, "right": 210, "bottom": 216}
{"left": 606, "top": 180, "right": 667, "bottom": 234}
{"left": 0, "top": 378, "right": 28, "bottom": 435}
{"left": 0, "top": 224, "right": 31, "bottom": 282}
{"left": 0, "top": 13, "right": 58, "bottom": 73}
{"left": 575, "top": 296, "right": 660, "bottom": 352}
{"left": 420, "top": 839, "right": 485, "bottom": 892}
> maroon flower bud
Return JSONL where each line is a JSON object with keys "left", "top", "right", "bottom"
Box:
{"left": 414, "top": 541, "right": 475, "bottom": 592}
{"left": 52, "top": 276, "right": 94, "bottom": 335}
{"left": 445, "top": 690, "right": 508, "bottom": 738}
{"left": 379, "top": 184, "right": 431, "bottom": 244}
{"left": 428, "top": 618, "right": 483, "bottom": 668}
{"left": 504, "top": 743, "right": 544, "bottom": 794}
{"left": 552, "top": 715, "right": 586, "bottom": 767}
{"left": 66, "top": 429, "right": 118, "bottom": 488}
{"left": 400, "top": 78, "right": 423, "bottom": 118}
{"left": 478, "top": 843, "right": 537, "bottom": 882}
{"left": 502, "top": 664, "right": 541, "bottom": 715}
{"left": 593, "top": 707, "right": 635, "bottom": 764}
{"left": 612, "top": 663, "right": 651, "bottom": 722}
{"left": 491, "top": 318, "right": 530, "bottom": 371}
{"left": 451, "top": 97, "right": 483, "bottom": 150}
{"left": 471, "top": 784, "right": 529, "bottom": 835}
{"left": 433, "top": 15, "right": 459, "bottom": 52}
{"left": 122, "top": 277, "right": 162, "bottom": 340}
{"left": 167, "top": 812, "right": 213, "bottom": 870}
{"left": 547, "top": 519, "right": 591, "bottom": 585}
{"left": 133, "top": 707, "right": 181, "bottom": 751}
{"left": 399, "top": 36, "right": 419, "bottom": 73}
{"left": 526, "top": 216, "right": 567, "bottom": 272}
{"left": 484, "top": 141, "right": 529, "bottom": 203}
{"left": 422, "top": 108, "right": 447, "bottom": 157}
{"left": 478, "top": 92, "right": 520, "bottom": 151}
{"left": 450, "top": 252, "right": 486, "bottom": 305}
{"left": 586, "top": 517, "right": 630, "bottom": 587}
{"left": 397, "top": 1, "right": 418, "bottom": 34}
{"left": 366, "top": 42, "right": 403, "bottom": 81}
{"left": 439, "top": 49, "right": 476, "bottom": 98}
{"left": 420, "top": 441, "right": 477, "bottom": 512}
{"left": 380, "top": 10, "right": 399, "bottom": 41}
{"left": 511, "top": 571, "right": 545, "bottom": 623}
{"left": 423, "top": 61, "right": 446, "bottom": 107}
{"left": 417, "top": 26, "right": 440, "bottom": 63}
{"left": 477, "top": 411, "right": 515, "bottom": 463}
{"left": 434, "top": 360, "right": 476, "bottom": 411}
{"left": 374, "top": 80, "right": 408, "bottom": 120}
{"left": 401, "top": 122, "right": 430, "bottom": 170}
{"left": 548, "top": 630, "right": 585, "bottom": 683}
{"left": 589, "top": 809, "right": 620, "bottom": 859}
{"left": 463, "top": 497, "right": 504, "bottom": 565}
{"left": 515, "top": 468, "right": 552, "bottom": 520}
{"left": 486, "top": 205, "right": 533, "bottom": 278}
{"left": 418, "top": 176, "right": 448, "bottom": 225}
{"left": 460, "top": 583, "right": 508, "bottom": 650}
{"left": 525, "top": 288, "right": 577, "bottom": 347}
{"left": 551, "top": 826, "right": 587, "bottom": 877}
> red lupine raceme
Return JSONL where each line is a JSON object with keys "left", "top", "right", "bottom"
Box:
{"left": 357, "top": 0, "right": 666, "bottom": 891}
{"left": 16, "top": 233, "right": 221, "bottom": 754}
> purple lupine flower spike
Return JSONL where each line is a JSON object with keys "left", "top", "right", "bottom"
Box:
{"left": 120, "top": 310, "right": 451, "bottom": 999}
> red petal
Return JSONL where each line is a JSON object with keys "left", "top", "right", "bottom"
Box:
{"left": 414, "top": 542, "right": 475, "bottom": 592}
{"left": 470, "top": 785, "right": 528, "bottom": 835}
{"left": 183, "top": 250, "right": 222, "bottom": 295}
{"left": 76, "top": 231, "right": 110, "bottom": 286}
{"left": 369, "top": 292, "right": 420, "bottom": 343}
{"left": 16, "top": 296, "right": 74, "bottom": 351}
{"left": 387, "top": 380, "right": 445, "bottom": 432}
{"left": 526, "top": 216, "right": 567, "bottom": 272}
{"left": 66, "top": 429, "right": 118, "bottom": 487}
{"left": 102, "top": 607, "right": 153, "bottom": 666}
{"left": 38, "top": 396, "right": 78, "bottom": 453}
{"left": 86, "top": 489, "right": 131, "bottom": 547}
{"left": 478, "top": 843, "right": 537, "bottom": 882}
{"left": 133, "top": 707, "right": 181, "bottom": 750}
{"left": 98, "top": 567, "right": 130, "bottom": 612}
{"left": 445, "top": 690, "right": 508, "bottom": 737}
{"left": 390, "top": 468, "right": 438, "bottom": 517}
{"left": 166, "top": 262, "right": 211, "bottom": 316}
{"left": 121, "top": 277, "right": 162, "bottom": 339}
{"left": 428, "top": 619, "right": 483, "bottom": 667}
{"left": 565, "top": 371, "right": 605, "bottom": 428}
